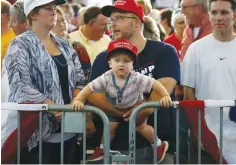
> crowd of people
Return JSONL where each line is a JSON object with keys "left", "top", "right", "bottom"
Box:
{"left": 1, "top": 0, "right": 236, "bottom": 164}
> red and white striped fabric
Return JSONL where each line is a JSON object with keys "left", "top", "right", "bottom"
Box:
{"left": 1, "top": 103, "right": 41, "bottom": 164}
{"left": 179, "top": 100, "right": 236, "bottom": 164}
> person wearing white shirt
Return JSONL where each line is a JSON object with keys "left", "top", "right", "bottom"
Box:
{"left": 181, "top": 0, "right": 236, "bottom": 163}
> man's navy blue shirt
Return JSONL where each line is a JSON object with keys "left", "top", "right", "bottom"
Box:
{"left": 90, "top": 40, "right": 180, "bottom": 150}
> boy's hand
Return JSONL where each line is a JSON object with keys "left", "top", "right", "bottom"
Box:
{"left": 160, "top": 96, "right": 172, "bottom": 108}
{"left": 72, "top": 100, "right": 84, "bottom": 111}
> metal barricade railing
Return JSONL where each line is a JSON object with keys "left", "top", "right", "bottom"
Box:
{"left": 1, "top": 103, "right": 110, "bottom": 164}
{"left": 128, "top": 100, "right": 236, "bottom": 164}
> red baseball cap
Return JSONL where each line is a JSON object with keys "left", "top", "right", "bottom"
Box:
{"left": 101, "top": 0, "right": 145, "bottom": 22}
{"left": 107, "top": 39, "right": 138, "bottom": 60}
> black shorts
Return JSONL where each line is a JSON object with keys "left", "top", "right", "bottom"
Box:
{"left": 107, "top": 115, "right": 124, "bottom": 122}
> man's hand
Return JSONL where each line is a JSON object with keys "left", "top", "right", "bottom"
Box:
{"left": 123, "top": 100, "right": 144, "bottom": 121}
{"left": 175, "top": 85, "right": 183, "bottom": 101}
{"left": 49, "top": 111, "right": 62, "bottom": 122}
{"left": 123, "top": 100, "right": 153, "bottom": 123}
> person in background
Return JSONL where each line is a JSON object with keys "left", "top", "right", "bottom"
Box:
{"left": 160, "top": 8, "right": 174, "bottom": 40}
{"left": 143, "top": 16, "right": 160, "bottom": 40}
{"left": 77, "top": 7, "right": 87, "bottom": 26}
{"left": 181, "top": 0, "right": 212, "bottom": 57}
{"left": 135, "top": 0, "right": 160, "bottom": 40}
{"left": 52, "top": 6, "right": 95, "bottom": 140}
{"left": 59, "top": 3, "right": 76, "bottom": 32}
{"left": 52, "top": 7, "right": 70, "bottom": 39}
{"left": 149, "top": 8, "right": 165, "bottom": 41}
{"left": 1, "top": 0, "right": 15, "bottom": 65}
{"left": 9, "top": 0, "right": 29, "bottom": 36}
{"left": 2, "top": 0, "right": 86, "bottom": 163}
{"left": 69, "top": 6, "right": 110, "bottom": 64}
{"left": 164, "top": 8, "right": 186, "bottom": 61}
{"left": 136, "top": 0, "right": 152, "bottom": 15}
{"left": 71, "top": 6, "right": 88, "bottom": 32}
{"left": 178, "top": 0, "right": 214, "bottom": 163}
{"left": 70, "top": 3, "right": 82, "bottom": 27}
{"left": 181, "top": 0, "right": 236, "bottom": 163}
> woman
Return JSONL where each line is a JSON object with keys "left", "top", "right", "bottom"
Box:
{"left": 52, "top": 7, "right": 91, "bottom": 83}
{"left": 164, "top": 8, "right": 186, "bottom": 61}
{"left": 136, "top": 0, "right": 165, "bottom": 41}
{"left": 2, "top": 0, "right": 85, "bottom": 163}
{"left": 52, "top": 6, "right": 69, "bottom": 39}
{"left": 52, "top": 6, "right": 95, "bottom": 138}
{"left": 159, "top": 8, "right": 174, "bottom": 40}
{"left": 143, "top": 16, "right": 160, "bottom": 41}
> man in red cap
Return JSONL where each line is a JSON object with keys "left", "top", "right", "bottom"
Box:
{"left": 73, "top": 39, "right": 172, "bottom": 163}
{"left": 87, "top": 0, "right": 180, "bottom": 163}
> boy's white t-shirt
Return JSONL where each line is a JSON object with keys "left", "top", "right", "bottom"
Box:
{"left": 181, "top": 34, "right": 236, "bottom": 163}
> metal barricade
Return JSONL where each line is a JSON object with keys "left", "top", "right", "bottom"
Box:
{"left": 128, "top": 100, "right": 236, "bottom": 164}
{"left": 1, "top": 103, "right": 110, "bottom": 164}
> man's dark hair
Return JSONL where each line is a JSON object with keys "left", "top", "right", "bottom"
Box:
{"left": 160, "top": 8, "right": 173, "bottom": 28}
{"left": 71, "top": 3, "right": 82, "bottom": 17}
{"left": 83, "top": 6, "right": 101, "bottom": 25}
{"left": 209, "top": 0, "right": 236, "bottom": 12}
{"left": 107, "top": 49, "right": 136, "bottom": 64}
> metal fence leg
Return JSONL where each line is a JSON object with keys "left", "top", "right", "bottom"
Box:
{"left": 176, "top": 108, "right": 180, "bottom": 164}
{"left": 198, "top": 109, "right": 201, "bottom": 164}
{"left": 187, "top": 128, "right": 192, "bottom": 163}
{"left": 83, "top": 112, "right": 86, "bottom": 164}
{"left": 219, "top": 107, "right": 223, "bottom": 164}
{"left": 39, "top": 111, "right": 43, "bottom": 164}
{"left": 154, "top": 108, "right": 158, "bottom": 164}
{"left": 61, "top": 112, "right": 65, "bottom": 164}
{"left": 17, "top": 111, "right": 21, "bottom": 164}
{"left": 129, "top": 118, "right": 136, "bottom": 164}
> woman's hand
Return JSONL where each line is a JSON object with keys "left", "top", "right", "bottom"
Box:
{"left": 72, "top": 99, "right": 84, "bottom": 111}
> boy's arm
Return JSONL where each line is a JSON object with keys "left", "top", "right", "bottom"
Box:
{"left": 152, "top": 80, "right": 170, "bottom": 98}
{"left": 74, "top": 85, "right": 93, "bottom": 103}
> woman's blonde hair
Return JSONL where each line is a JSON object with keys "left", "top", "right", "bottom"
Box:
{"left": 56, "top": 6, "right": 65, "bottom": 16}
{"left": 143, "top": 16, "right": 160, "bottom": 41}
{"left": 136, "top": 0, "right": 152, "bottom": 15}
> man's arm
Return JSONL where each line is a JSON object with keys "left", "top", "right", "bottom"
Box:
{"left": 158, "top": 77, "right": 177, "bottom": 95}
{"left": 88, "top": 93, "right": 124, "bottom": 117}
{"left": 183, "top": 86, "right": 196, "bottom": 100}
{"left": 71, "top": 88, "right": 80, "bottom": 103}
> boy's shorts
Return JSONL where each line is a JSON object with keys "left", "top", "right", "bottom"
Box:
{"left": 107, "top": 115, "right": 124, "bottom": 122}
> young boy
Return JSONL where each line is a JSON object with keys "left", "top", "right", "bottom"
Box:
{"left": 73, "top": 39, "right": 172, "bottom": 163}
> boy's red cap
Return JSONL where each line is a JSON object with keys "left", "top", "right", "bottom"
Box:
{"left": 101, "top": 0, "right": 145, "bottom": 22}
{"left": 107, "top": 39, "right": 138, "bottom": 60}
